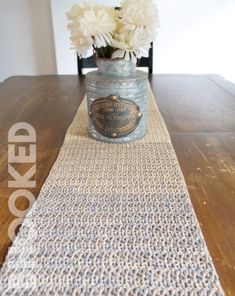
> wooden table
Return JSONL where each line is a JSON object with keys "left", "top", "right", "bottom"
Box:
{"left": 0, "top": 74, "right": 235, "bottom": 295}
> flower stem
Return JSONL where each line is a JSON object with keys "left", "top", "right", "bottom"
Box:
{"left": 100, "top": 47, "right": 105, "bottom": 58}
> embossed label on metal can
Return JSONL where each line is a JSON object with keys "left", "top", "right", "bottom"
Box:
{"left": 89, "top": 95, "right": 142, "bottom": 138}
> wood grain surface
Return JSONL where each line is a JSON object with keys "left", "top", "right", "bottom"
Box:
{"left": 0, "top": 74, "right": 234, "bottom": 295}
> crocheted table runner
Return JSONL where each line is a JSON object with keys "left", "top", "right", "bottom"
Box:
{"left": 0, "top": 87, "right": 223, "bottom": 295}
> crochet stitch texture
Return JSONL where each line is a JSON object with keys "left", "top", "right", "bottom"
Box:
{"left": 0, "top": 87, "right": 224, "bottom": 295}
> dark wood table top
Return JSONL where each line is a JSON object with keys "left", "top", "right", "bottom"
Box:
{"left": 0, "top": 74, "right": 235, "bottom": 295}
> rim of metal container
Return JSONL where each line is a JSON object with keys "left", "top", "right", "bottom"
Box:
{"left": 86, "top": 70, "right": 148, "bottom": 83}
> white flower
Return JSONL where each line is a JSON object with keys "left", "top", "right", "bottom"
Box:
{"left": 120, "top": 0, "right": 159, "bottom": 37}
{"left": 67, "top": 2, "right": 116, "bottom": 56}
{"left": 112, "top": 25, "right": 150, "bottom": 63}
{"left": 112, "top": 0, "right": 159, "bottom": 63}
{"left": 67, "top": 0, "right": 159, "bottom": 61}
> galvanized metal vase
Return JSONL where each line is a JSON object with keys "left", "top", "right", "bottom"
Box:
{"left": 86, "top": 58, "right": 148, "bottom": 143}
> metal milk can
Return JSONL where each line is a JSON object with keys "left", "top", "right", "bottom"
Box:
{"left": 86, "top": 58, "right": 148, "bottom": 143}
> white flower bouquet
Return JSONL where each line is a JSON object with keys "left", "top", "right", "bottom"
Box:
{"left": 67, "top": 0, "right": 159, "bottom": 63}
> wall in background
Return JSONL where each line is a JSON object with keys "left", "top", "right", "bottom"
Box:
{"left": 0, "top": 0, "right": 57, "bottom": 82}
{"left": 156, "top": 0, "right": 235, "bottom": 83}
{"left": 0, "top": 0, "right": 235, "bottom": 82}
{"left": 51, "top": 0, "right": 235, "bottom": 83}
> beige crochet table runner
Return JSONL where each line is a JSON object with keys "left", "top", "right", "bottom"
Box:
{"left": 0, "top": 87, "right": 223, "bottom": 295}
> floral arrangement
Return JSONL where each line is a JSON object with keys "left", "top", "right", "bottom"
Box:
{"left": 67, "top": 0, "right": 159, "bottom": 63}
